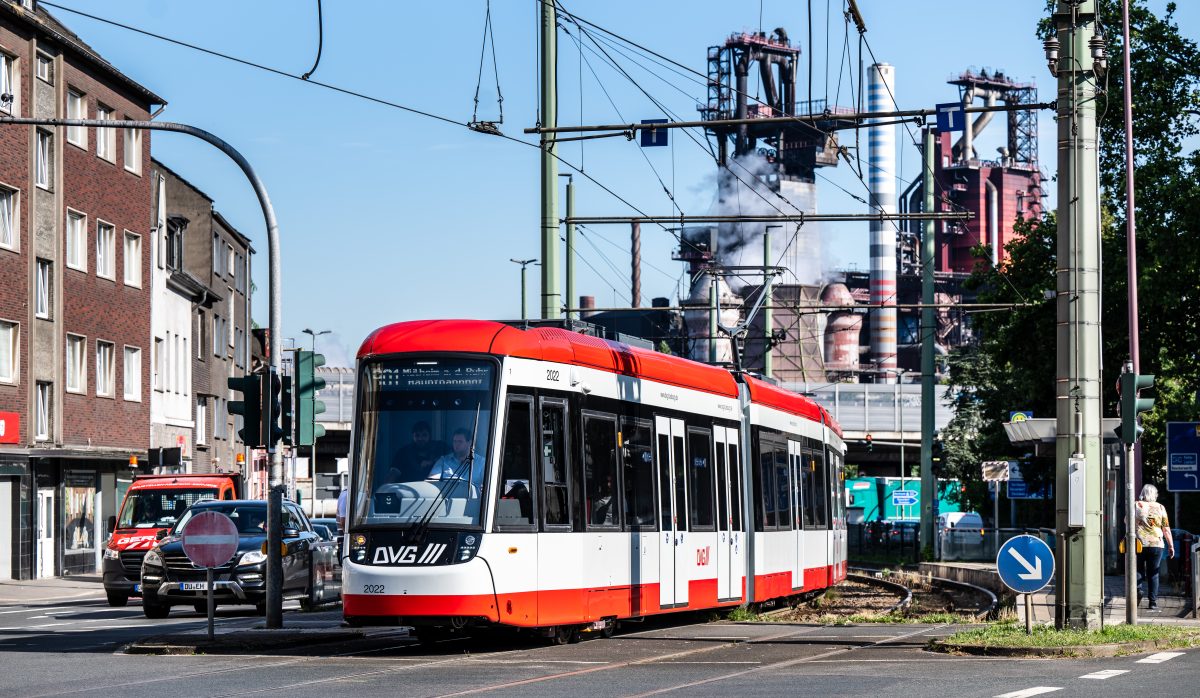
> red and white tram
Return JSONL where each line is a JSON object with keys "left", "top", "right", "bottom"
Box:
{"left": 342, "top": 320, "right": 847, "bottom": 637}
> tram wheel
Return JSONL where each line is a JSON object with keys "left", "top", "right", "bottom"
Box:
{"left": 549, "top": 625, "right": 577, "bottom": 646}
{"left": 600, "top": 619, "right": 616, "bottom": 639}
{"left": 415, "top": 627, "right": 447, "bottom": 647}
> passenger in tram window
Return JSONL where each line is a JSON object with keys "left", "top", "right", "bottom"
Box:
{"left": 389, "top": 421, "right": 448, "bottom": 483}
{"left": 429, "top": 427, "right": 486, "bottom": 486}
{"left": 502, "top": 480, "right": 533, "bottom": 519}
{"left": 591, "top": 473, "right": 617, "bottom": 526}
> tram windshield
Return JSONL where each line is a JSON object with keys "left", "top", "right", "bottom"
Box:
{"left": 351, "top": 357, "right": 496, "bottom": 528}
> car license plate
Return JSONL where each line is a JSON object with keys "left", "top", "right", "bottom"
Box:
{"left": 181, "top": 582, "right": 207, "bottom": 591}
{"left": 133, "top": 584, "right": 142, "bottom": 593}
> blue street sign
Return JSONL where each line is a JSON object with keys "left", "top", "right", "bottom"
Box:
{"left": 640, "top": 119, "right": 669, "bottom": 147}
{"left": 1007, "top": 462, "right": 1052, "bottom": 500}
{"left": 935, "top": 102, "right": 966, "bottom": 132}
{"left": 1166, "top": 422, "right": 1200, "bottom": 492}
{"left": 996, "top": 534, "right": 1054, "bottom": 594}
{"left": 891, "top": 489, "right": 918, "bottom": 507}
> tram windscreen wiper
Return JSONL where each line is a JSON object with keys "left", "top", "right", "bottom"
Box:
{"left": 408, "top": 404, "right": 482, "bottom": 542}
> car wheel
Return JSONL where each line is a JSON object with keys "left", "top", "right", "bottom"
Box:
{"left": 106, "top": 590, "right": 130, "bottom": 607}
{"left": 143, "top": 598, "right": 170, "bottom": 619}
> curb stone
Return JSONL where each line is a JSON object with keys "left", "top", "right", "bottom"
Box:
{"left": 929, "top": 635, "right": 1200, "bottom": 658}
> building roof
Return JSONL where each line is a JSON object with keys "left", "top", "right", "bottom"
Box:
{"left": 152, "top": 158, "right": 215, "bottom": 205}
{"left": 213, "top": 210, "right": 255, "bottom": 254}
{"left": 2, "top": 1, "right": 166, "bottom": 107}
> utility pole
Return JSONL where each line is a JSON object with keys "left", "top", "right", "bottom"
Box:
{"left": 920, "top": 127, "right": 936, "bottom": 556}
{"left": 511, "top": 258, "right": 537, "bottom": 320}
{"left": 763, "top": 225, "right": 781, "bottom": 379}
{"left": 539, "top": 0, "right": 561, "bottom": 319}
{"left": 1048, "top": 0, "right": 1106, "bottom": 630}
{"left": 1120, "top": 0, "right": 1144, "bottom": 498}
{"left": 709, "top": 272, "right": 719, "bottom": 364}
{"left": 631, "top": 222, "right": 641, "bottom": 308}
{"left": 562, "top": 175, "right": 576, "bottom": 320}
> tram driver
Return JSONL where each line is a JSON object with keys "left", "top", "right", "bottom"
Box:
{"left": 428, "top": 428, "right": 486, "bottom": 489}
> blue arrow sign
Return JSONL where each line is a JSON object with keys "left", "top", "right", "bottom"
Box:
{"left": 891, "top": 489, "right": 918, "bottom": 506}
{"left": 936, "top": 102, "right": 966, "bottom": 132}
{"left": 996, "top": 534, "right": 1054, "bottom": 594}
{"left": 1167, "top": 422, "right": 1200, "bottom": 492}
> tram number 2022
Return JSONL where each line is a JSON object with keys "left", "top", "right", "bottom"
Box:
{"left": 546, "top": 369, "right": 561, "bottom": 382}
{"left": 362, "top": 584, "right": 385, "bottom": 594}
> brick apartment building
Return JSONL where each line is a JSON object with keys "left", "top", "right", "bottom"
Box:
{"left": 0, "top": 0, "right": 162, "bottom": 579}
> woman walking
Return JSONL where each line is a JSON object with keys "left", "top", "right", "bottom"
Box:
{"left": 1135, "top": 483, "right": 1175, "bottom": 612}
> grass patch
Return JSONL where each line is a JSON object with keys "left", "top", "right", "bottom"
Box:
{"left": 726, "top": 607, "right": 762, "bottom": 622}
{"left": 944, "top": 622, "right": 1200, "bottom": 648}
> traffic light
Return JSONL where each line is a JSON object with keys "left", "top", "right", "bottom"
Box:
{"left": 228, "top": 373, "right": 262, "bottom": 447}
{"left": 280, "top": 375, "right": 294, "bottom": 447}
{"left": 865, "top": 433, "right": 873, "bottom": 452}
{"left": 261, "top": 369, "right": 285, "bottom": 451}
{"left": 296, "top": 350, "right": 327, "bottom": 446}
{"left": 1116, "top": 372, "right": 1155, "bottom": 445}
{"left": 931, "top": 440, "right": 945, "bottom": 476}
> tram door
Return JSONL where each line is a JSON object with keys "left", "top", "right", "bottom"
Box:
{"left": 788, "top": 440, "right": 804, "bottom": 588}
{"left": 655, "top": 416, "right": 688, "bottom": 609}
{"left": 714, "top": 426, "right": 743, "bottom": 601}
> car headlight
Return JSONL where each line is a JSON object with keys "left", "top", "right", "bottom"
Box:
{"left": 143, "top": 548, "right": 163, "bottom": 567}
{"left": 238, "top": 550, "right": 266, "bottom": 566}
{"left": 103, "top": 547, "right": 120, "bottom": 560}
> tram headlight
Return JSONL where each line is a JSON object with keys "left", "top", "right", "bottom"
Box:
{"left": 350, "top": 533, "right": 368, "bottom": 563}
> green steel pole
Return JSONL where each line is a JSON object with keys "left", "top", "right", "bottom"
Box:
{"left": 539, "top": 0, "right": 560, "bottom": 319}
{"left": 920, "top": 127, "right": 936, "bottom": 557}
{"left": 763, "top": 228, "right": 773, "bottom": 378}
{"left": 565, "top": 176, "right": 575, "bottom": 320}
{"left": 1052, "top": 0, "right": 1104, "bottom": 630}
{"left": 709, "top": 273, "right": 718, "bottom": 364}
{"left": 520, "top": 265, "right": 528, "bottom": 320}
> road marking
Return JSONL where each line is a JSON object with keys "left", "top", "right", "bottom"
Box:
{"left": 28, "top": 622, "right": 70, "bottom": 628}
{"left": 995, "top": 688, "right": 1063, "bottom": 698}
{"left": 1079, "top": 669, "right": 1129, "bottom": 679}
{"left": 1137, "top": 651, "right": 1184, "bottom": 663}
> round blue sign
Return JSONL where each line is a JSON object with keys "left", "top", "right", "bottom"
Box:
{"left": 996, "top": 534, "right": 1055, "bottom": 594}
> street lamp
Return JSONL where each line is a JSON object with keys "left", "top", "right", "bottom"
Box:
{"left": 301, "top": 328, "right": 330, "bottom": 353}
{"left": 510, "top": 259, "right": 538, "bottom": 320}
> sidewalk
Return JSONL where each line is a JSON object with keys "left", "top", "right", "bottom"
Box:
{"left": 0, "top": 574, "right": 106, "bottom": 606}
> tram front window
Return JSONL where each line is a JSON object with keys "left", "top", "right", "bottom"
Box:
{"left": 352, "top": 358, "right": 496, "bottom": 528}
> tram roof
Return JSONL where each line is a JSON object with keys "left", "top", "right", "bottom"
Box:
{"left": 743, "top": 374, "right": 841, "bottom": 438}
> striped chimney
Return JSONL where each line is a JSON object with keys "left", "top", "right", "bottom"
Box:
{"left": 868, "top": 63, "right": 898, "bottom": 381}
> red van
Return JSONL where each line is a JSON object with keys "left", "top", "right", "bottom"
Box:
{"left": 101, "top": 473, "right": 243, "bottom": 607}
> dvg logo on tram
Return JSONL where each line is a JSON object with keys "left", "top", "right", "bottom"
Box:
{"left": 372, "top": 543, "right": 447, "bottom": 565}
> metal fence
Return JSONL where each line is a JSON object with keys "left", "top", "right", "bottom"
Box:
{"left": 848, "top": 522, "right": 921, "bottom": 564}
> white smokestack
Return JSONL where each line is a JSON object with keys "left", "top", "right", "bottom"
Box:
{"left": 868, "top": 63, "right": 898, "bottom": 381}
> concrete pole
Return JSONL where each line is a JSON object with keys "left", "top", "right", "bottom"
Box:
{"left": 631, "top": 222, "right": 641, "bottom": 308}
{"left": 920, "top": 127, "right": 936, "bottom": 555}
{"left": 539, "top": 0, "right": 561, "bottom": 319}
{"left": 1126, "top": 440, "right": 1138, "bottom": 625}
{"left": 1052, "top": 0, "right": 1105, "bottom": 630}
{"left": 564, "top": 176, "right": 576, "bottom": 320}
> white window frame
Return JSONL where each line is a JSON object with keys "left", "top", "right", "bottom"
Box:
{"left": 196, "top": 398, "right": 207, "bottom": 445}
{"left": 123, "top": 126, "right": 142, "bottom": 175}
{"left": 96, "top": 220, "right": 115, "bottom": 279}
{"left": 66, "top": 209, "right": 86, "bottom": 271}
{"left": 0, "top": 319, "right": 17, "bottom": 385}
{"left": 153, "top": 336, "right": 164, "bottom": 391}
{"left": 0, "top": 51, "right": 18, "bottom": 116}
{"left": 123, "top": 230, "right": 141, "bottom": 287}
{"left": 35, "top": 130, "right": 51, "bottom": 190}
{"left": 95, "top": 340, "right": 115, "bottom": 397}
{"left": 65, "top": 333, "right": 86, "bottom": 394}
{"left": 35, "top": 259, "right": 50, "bottom": 319}
{"left": 96, "top": 105, "right": 115, "bottom": 161}
{"left": 226, "top": 244, "right": 234, "bottom": 279}
{"left": 35, "top": 52, "right": 51, "bottom": 83}
{"left": 0, "top": 184, "right": 17, "bottom": 251}
{"left": 66, "top": 89, "right": 86, "bottom": 147}
{"left": 123, "top": 345, "right": 141, "bottom": 402}
{"left": 35, "top": 382, "right": 50, "bottom": 441}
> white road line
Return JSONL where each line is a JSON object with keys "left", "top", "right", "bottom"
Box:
{"left": 1137, "top": 651, "right": 1185, "bottom": 664}
{"left": 1080, "top": 669, "right": 1129, "bottom": 679}
{"left": 27, "top": 622, "right": 69, "bottom": 628}
{"left": 995, "top": 688, "right": 1063, "bottom": 698}
{"left": 0, "top": 607, "right": 72, "bottom": 615}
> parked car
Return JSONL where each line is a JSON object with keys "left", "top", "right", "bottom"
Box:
{"left": 139, "top": 499, "right": 330, "bottom": 618}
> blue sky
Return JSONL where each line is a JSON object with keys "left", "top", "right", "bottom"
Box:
{"left": 44, "top": 1, "right": 1196, "bottom": 365}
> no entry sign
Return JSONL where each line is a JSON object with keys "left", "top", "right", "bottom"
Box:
{"left": 181, "top": 511, "right": 239, "bottom": 568}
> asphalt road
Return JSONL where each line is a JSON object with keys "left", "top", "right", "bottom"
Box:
{"left": 0, "top": 596, "right": 1196, "bottom": 697}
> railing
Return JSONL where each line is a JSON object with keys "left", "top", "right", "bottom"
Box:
{"left": 848, "top": 522, "right": 921, "bottom": 565}
{"left": 939, "top": 527, "right": 1051, "bottom": 562}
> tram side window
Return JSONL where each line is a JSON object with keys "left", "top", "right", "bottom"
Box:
{"left": 829, "top": 448, "right": 843, "bottom": 523}
{"left": 757, "top": 439, "right": 777, "bottom": 530}
{"left": 494, "top": 396, "right": 535, "bottom": 528}
{"left": 800, "top": 446, "right": 815, "bottom": 528}
{"left": 715, "top": 437, "right": 728, "bottom": 530}
{"left": 583, "top": 413, "right": 620, "bottom": 528}
{"left": 673, "top": 430, "right": 689, "bottom": 531}
{"left": 541, "top": 399, "right": 570, "bottom": 528}
{"left": 729, "top": 443, "right": 742, "bottom": 531}
{"left": 687, "top": 428, "right": 713, "bottom": 530}
{"left": 657, "top": 433, "right": 672, "bottom": 530}
{"left": 805, "top": 439, "right": 828, "bottom": 529}
{"left": 775, "top": 445, "right": 792, "bottom": 530}
{"left": 620, "top": 417, "right": 655, "bottom": 530}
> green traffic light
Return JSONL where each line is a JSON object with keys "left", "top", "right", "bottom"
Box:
{"left": 296, "top": 351, "right": 327, "bottom": 446}
{"left": 1117, "top": 373, "right": 1155, "bottom": 445}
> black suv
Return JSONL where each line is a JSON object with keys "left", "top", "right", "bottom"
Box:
{"left": 139, "top": 499, "right": 324, "bottom": 618}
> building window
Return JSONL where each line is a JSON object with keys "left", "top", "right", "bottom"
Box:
{"left": 35, "top": 382, "right": 51, "bottom": 441}
{"left": 213, "top": 234, "right": 224, "bottom": 276}
{"left": 0, "top": 320, "right": 16, "bottom": 384}
{"left": 66, "top": 334, "right": 85, "bottom": 393}
{"left": 165, "top": 219, "right": 183, "bottom": 270}
{"left": 35, "top": 259, "right": 51, "bottom": 319}
{"left": 0, "top": 52, "right": 17, "bottom": 115}
{"left": 96, "top": 105, "right": 115, "bottom": 161}
{"left": 234, "top": 328, "right": 244, "bottom": 368}
{"left": 66, "top": 89, "right": 86, "bottom": 147}
{"left": 234, "top": 254, "right": 245, "bottom": 293}
{"left": 96, "top": 340, "right": 115, "bottom": 397}
{"left": 214, "top": 397, "right": 226, "bottom": 440}
{"left": 96, "top": 221, "right": 115, "bottom": 279}
{"left": 123, "top": 231, "right": 141, "bottom": 287}
{"left": 227, "top": 294, "right": 234, "bottom": 349}
{"left": 123, "top": 346, "right": 141, "bottom": 401}
{"left": 0, "top": 185, "right": 16, "bottom": 250}
{"left": 196, "top": 310, "right": 206, "bottom": 361}
{"left": 123, "top": 126, "right": 141, "bottom": 174}
{"left": 196, "top": 398, "right": 207, "bottom": 445}
{"left": 66, "top": 210, "right": 86, "bottom": 271}
{"left": 226, "top": 244, "right": 234, "bottom": 279}
{"left": 35, "top": 53, "right": 51, "bottom": 83}
{"left": 35, "top": 130, "right": 51, "bottom": 189}
{"left": 153, "top": 336, "right": 163, "bottom": 391}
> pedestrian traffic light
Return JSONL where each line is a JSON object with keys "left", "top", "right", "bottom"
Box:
{"left": 228, "top": 373, "right": 262, "bottom": 447}
{"left": 261, "top": 368, "right": 285, "bottom": 451}
{"left": 280, "top": 375, "right": 294, "bottom": 447}
{"left": 296, "top": 350, "right": 327, "bottom": 446}
{"left": 1115, "top": 372, "right": 1155, "bottom": 445}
